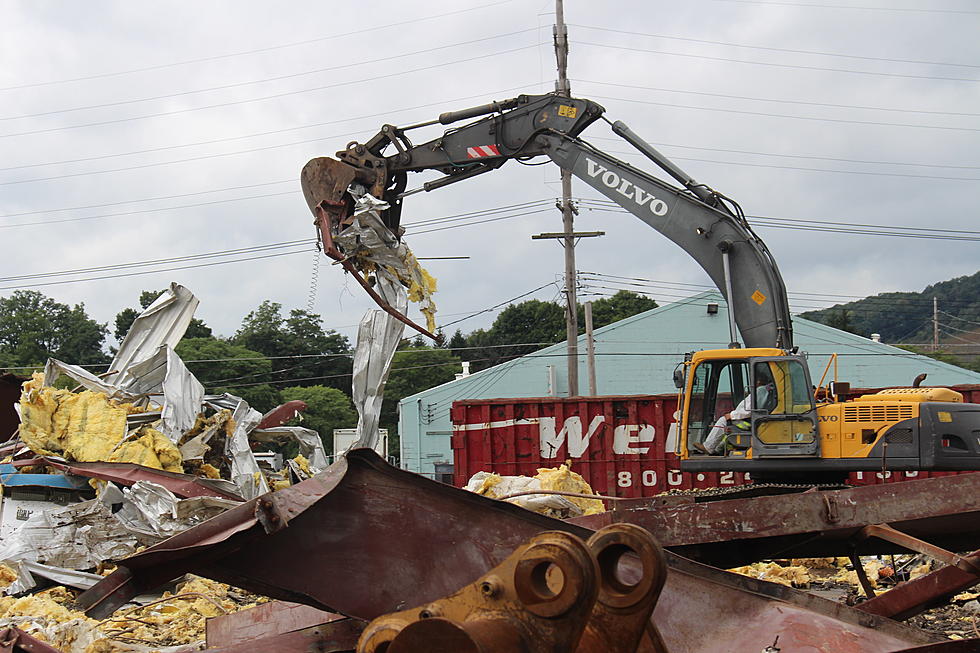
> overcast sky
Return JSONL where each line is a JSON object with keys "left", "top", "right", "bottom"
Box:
{"left": 2, "top": 0, "right": 978, "bottom": 347}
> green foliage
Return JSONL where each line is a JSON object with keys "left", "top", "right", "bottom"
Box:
{"left": 801, "top": 270, "right": 980, "bottom": 343}
{"left": 456, "top": 299, "right": 565, "bottom": 371}
{"left": 379, "top": 346, "right": 462, "bottom": 462}
{"left": 0, "top": 291, "right": 108, "bottom": 367}
{"left": 233, "top": 301, "right": 351, "bottom": 392}
{"left": 114, "top": 289, "right": 211, "bottom": 341}
{"left": 822, "top": 308, "right": 860, "bottom": 336}
{"left": 281, "top": 385, "right": 358, "bottom": 453}
{"left": 582, "top": 290, "right": 657, "bottom": 330}
{"left": 175, "top": 338, "right": 281, "bottom": 412}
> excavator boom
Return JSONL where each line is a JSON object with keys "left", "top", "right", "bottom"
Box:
{"left": 301, "top": 92, "right": 792, "bottom": 349}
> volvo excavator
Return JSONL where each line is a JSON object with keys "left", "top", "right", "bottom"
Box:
{"left": 300, "top": 92, "right": 980, "bottom": 480}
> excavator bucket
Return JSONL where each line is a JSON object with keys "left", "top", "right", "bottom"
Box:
{"left": 300, "top": 157, "right": 357, "bottom": 218}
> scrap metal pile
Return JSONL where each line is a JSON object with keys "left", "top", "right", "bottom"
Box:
{"left": 0, "top": 284, "right": 330, "bottom": 651}
{"left": 0, "top": 289, "right": 976, "bottom": 651}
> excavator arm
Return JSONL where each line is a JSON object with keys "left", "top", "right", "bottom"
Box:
{"left": 302, "top": 92, "right": 793, "bottom": 349}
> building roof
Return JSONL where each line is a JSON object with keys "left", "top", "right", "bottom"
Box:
{"left": 404, "top": 291, "right": 980, "bottom": 405}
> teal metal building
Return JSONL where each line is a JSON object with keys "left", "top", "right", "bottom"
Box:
{"left": 399, "top": 292, "right": 980, "bottom": 479}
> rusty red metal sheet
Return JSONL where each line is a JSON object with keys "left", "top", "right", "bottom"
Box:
{"left": 0, "top": 374, "right": 25, "bottom": 444}
{"left": 858, "top": 549, "right": 980, "bottom": 621}
{"left": 78, "top": 450, "right": 938, "bottom": 652}
{"left": 206, "top": 600, "right": 342, "bottom": 647}
{"left": 450, "top": 386, "right": 980, "bottom": 497}
{"left": 207, "top": 618, "right": 363, "bottom": 653}
{"left": 257, "top": 400, "right": 308, "bottom": 430}
{"left": 0, "top": 626, "right": 62, "bottom": 653}
{"left": 30, "top": 458, "right": 243, "bottom": 501}
{"left": 568, "top": 472, "right": 980, "bottom": 568}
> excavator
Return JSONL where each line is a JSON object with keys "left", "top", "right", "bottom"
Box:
{"left": 300, "top": 92, "right": 980, "bottom": 480}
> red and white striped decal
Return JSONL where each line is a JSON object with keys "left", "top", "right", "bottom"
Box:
{"left": 466, "top": 144, "right": 500, "bottom": 159}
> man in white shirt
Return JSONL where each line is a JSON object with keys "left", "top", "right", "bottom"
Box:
{"left": 695, "top": 374, "right": 772, "bottom": 455}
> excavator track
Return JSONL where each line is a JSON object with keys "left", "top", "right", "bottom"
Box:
{"left": 664, "top": 482, "right": 849, "bottom": 503}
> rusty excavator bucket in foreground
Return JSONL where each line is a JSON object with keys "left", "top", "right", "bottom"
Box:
{"left": 76, "top": 450, "right": 960, "bottom": 652}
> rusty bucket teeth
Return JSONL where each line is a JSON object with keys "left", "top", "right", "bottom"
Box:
{"left": 300, "top": 157, "right": 357, "bottom": 216}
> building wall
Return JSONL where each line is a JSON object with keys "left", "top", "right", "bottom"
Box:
{"left": 399, "top": 292, "right": 980, "bottom": 478}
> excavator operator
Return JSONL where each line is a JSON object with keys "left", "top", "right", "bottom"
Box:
{"left": 696, "top": 367, "right": 774, "bottom": 455}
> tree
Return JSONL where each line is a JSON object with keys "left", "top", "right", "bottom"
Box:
{"left": 823, "top": 308, "right": 860, "bottom": 336}
{"left": 175, "top": 338, "right": 280, "bottom": 412}
{"left": 380, "top": 346, "right": 462, "bottom": 463}
{"left": 582, "top": 290, "right": 657, "bottom": 330}
{"left": 233, "top": 301, "right": 352, "bottom": 393}
{"left": 114, "top": 289, "right": 211, "bottom": 341}
{"left": 0, "top": 291, "right": 108, "bottom": 367}
{"left": 281, "top": 385, "right": 358, "bottom": 453}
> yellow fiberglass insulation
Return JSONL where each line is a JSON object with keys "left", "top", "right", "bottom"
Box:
{"left": 19, "top": 374, "right": 183, "bottom": 472}
{"left": 535, "top": 465, "right": 605, "bottom": 516}
{"left": 106, "top": 426, "right": 183, "bottom": 473}
{"left": 729, "top": 562, "right": 811, "bottom": 588}
{"left": 18, "top": 373, "right": 146, "bottom": 462}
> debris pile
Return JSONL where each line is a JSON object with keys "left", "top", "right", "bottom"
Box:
{"left": 464, "top": 464, "right": 606, "bottom": 518}
{"left": 0, "top": 284, "right": 331, "bottom": 650}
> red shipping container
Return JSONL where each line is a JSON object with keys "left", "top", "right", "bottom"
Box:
{"left": 451, "top": 385, "right": 980, "bottom": 497}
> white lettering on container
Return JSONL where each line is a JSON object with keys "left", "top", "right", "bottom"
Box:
{"left": 612, "top": 424, "right": 656, "bottom": 455}
{"left": 538, "top": 415, "right": 606, "bottom": 458}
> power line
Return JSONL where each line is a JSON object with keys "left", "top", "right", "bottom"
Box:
{"left": 576, "top": 41, "right": 980, "bottom": 83}
{"left": 570, "top": 25, "right": 980, "bottom": 69}
{"left": 593, "top": 146, "right": 980, "bottom": 182}
{"left": 0, "top": 248, "right": 310, "bottom": 291}
{"left": 0, "top": 180, "right": 293, "bottom": 218}
{"left": 938, "top": 309, "right": 980, "bottom": 327}
{"left": 0, "top": 191, "right": 298, "bottom": 229}
{"left": 0, "top": 85, "right": 535, "bottom": 174}
{"left": 703, "top": 0, "right": 980, "bottom": 15}
{"left": 583, "top": 135, "right": 979, "bottom": 171}
{"left": 585, "top": 93, "right": 980, "bottom": 133}
{"left": 580, "top": 203, "right": 980, "bottom": 241}
{"left": 576, "top": 79, "right": 980, "bottom": 119}
{"left": 438, "top": 282, "right": 559, "bottom": 329}
{"left": 0, "top": 239, "right": 312, "bottom": 283}
{"left": 0, "top": 45, "right": 540, "bottom": 140}
{"left": 0, "top": 0, "right": 517, "bottom": 91}
{"left": 1, "top": 29, "right": 539, "bottom": 122}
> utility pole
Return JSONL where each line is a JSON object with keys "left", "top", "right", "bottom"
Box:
{"left": 933, "top": 296, "right": 939, "bottom": 351}
{"left": 585, "top": 301, "right": 597, "bottom": 396}
{"left": 554, "top": 0, "right": 578, "bottom": 396}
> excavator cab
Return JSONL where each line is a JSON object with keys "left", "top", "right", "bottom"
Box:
{"left": 678, "top": 348, "right": 820, "bottom": 472}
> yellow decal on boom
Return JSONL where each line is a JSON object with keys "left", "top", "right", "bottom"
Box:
{"left": 558, "top": 105, "right": 578, "bottom": 118}
{"left": 752, "top": 290, "right": 767, "bottom": 305}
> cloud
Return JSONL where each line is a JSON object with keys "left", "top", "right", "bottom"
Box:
{"left": 1, "top": 0, "right": 977, "bottom": 348}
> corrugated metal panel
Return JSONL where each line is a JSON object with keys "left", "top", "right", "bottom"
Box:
{"left": 452, "top": 384, "right": 980, "bottom": 496}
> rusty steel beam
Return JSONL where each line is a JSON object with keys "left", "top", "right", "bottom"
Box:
{"left": 570, "top": 473, "right": 980, "bottom": 568}
{"left": 77, "top": 450, "right": 938, "bottom": 652}
{"left": 30, "top": 458, "right": 243, "bottom": 501}
{"left": 858, "top": 524, "right": 980, "bottom": 575}
{"left": 858, "top": 548, "right": 980, "bottom": 621}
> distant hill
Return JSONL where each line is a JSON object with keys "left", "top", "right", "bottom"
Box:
{"left": 799, "top": 271, "right": 980, "bottom": 362}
